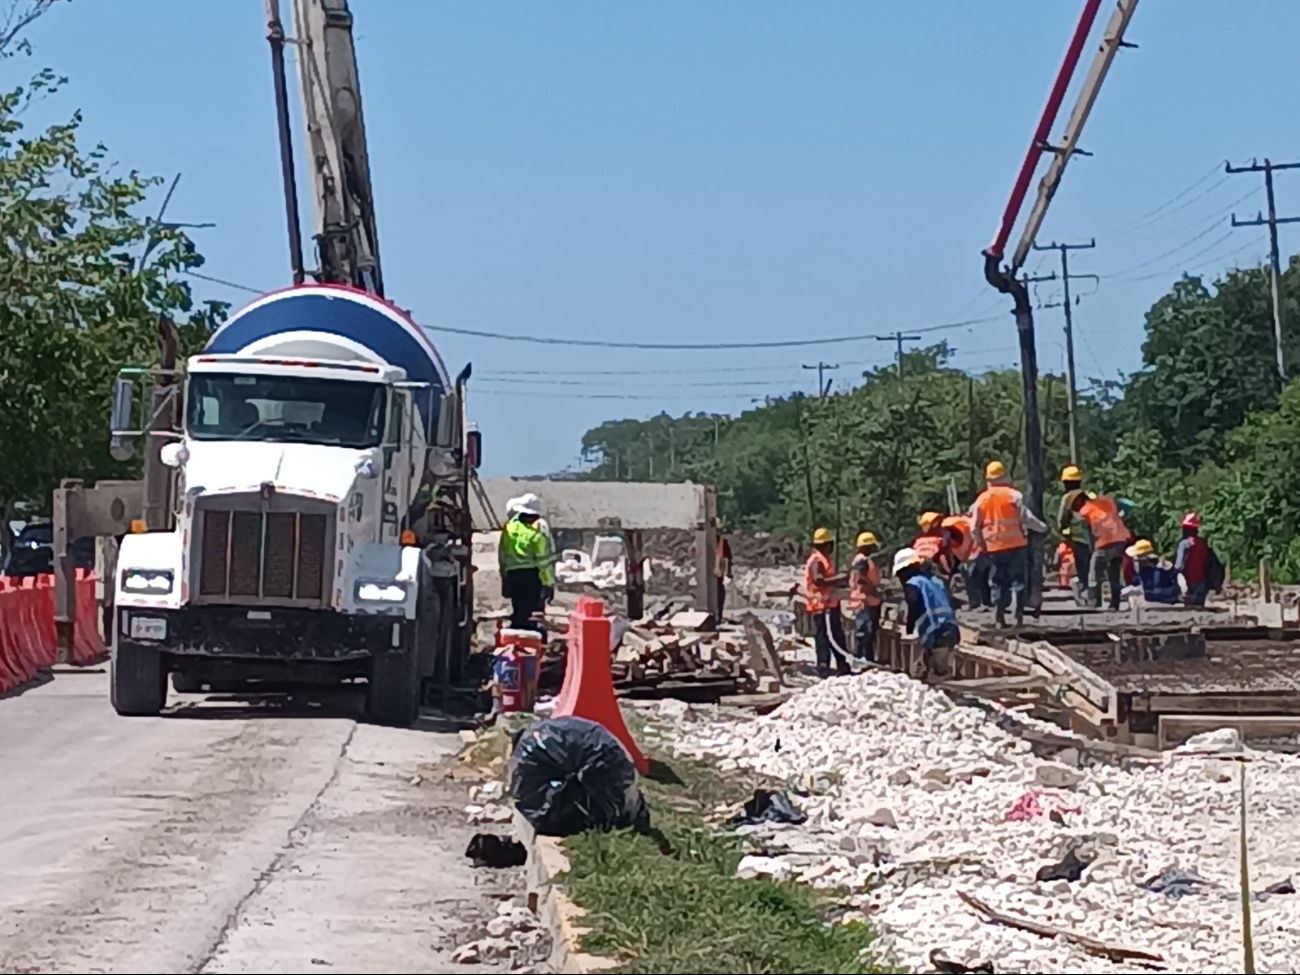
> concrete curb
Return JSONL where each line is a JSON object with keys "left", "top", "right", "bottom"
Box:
{"left": 516, "top": 815, "right": 619, "bottom": 974}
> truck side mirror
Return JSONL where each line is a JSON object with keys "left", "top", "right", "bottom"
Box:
{"left": 466, "top": 429, "right": 482, "bottom": 470}
{"left": 110, "top": 378, "right": 136, "bottom": 461}
{"left": 436, "top": 392, "right": 460, "bottom": 448}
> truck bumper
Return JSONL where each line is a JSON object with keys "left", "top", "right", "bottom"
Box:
{"left": 117, "top": 605, "right": 410, "bottom": 662}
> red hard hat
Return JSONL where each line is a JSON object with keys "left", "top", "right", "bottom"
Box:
{"left": 1182, "top": 512, "right": 1201, "bottom": 529}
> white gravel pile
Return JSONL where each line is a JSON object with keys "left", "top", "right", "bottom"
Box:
{"left": 666, "top": 670, "right": 1300, "bottom": 973}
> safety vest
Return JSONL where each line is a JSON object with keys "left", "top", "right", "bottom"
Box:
{"left": 906, "top": 573, "right": 959, "bottom": 650}
{"left": 804, "top": 549, "right": 840, "bottom": 612}
{"left": 846, "top": 554, "right": 882, "bottom": 611}
{"left": 500, "top": 517, "right": 556, "bottom": 585}
{"left": 913, "top": 531, "right": 944, "bottom": 562}
{"left": 1080, "top": 495, "right": 1129, "bottom": 548}
{"left": 976, "top": 485, "right": 1028, "bottom": 553}
{"left": 1057, "top": 541, "right": 1076, "bottom": 588}
{"left": 941, "top": 516, "right": 975, "bottom": 562}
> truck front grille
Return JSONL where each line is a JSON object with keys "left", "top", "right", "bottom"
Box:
{"left": 198, "top": 508, "right": 330, "bottom": 604}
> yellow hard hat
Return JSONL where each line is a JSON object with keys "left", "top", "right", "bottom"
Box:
{"left": 812, "top": 527, "right": 834, "bottom": 545}
{"left": 918, "top": 511, "right": 943, "bottom": 531}
{"left": 1127, "top": 538, "right": 1155, "bottom": 559}
{"left": 855, "top": 531, "right": 879, "bottom": 548}
{"left": 1061, "top": 464, "right": 1084, "bottom": 483}
{"left": 985, "top": 460, "right": 1007, "bottom": 479}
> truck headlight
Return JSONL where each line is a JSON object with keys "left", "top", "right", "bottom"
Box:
{"left": 356, "top": 581, "right": 408, "bottom": 602}
{"left": 121, "top": 569, "right": 175, "bottom": 594}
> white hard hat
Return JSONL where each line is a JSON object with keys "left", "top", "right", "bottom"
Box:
{"left": 893, "top": 547, "right": 922, "bottom": 575}
{"left": 505, "top": 495, "right": 522, "bottom": 515}
{"left": 515, "top": 497, "right": 541, "bottom": 516}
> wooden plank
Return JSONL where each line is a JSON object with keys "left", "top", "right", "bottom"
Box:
{"left": 1159, "top": 713, "right": 1300, "bottom": 750}
{"left": 1136, "top": 693, "right": 1300, "bottom": 715}
{"left": 1017, "top": 639, "right": 1117, "bottom": 719}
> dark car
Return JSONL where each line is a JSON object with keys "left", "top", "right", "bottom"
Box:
{"left": 6, "top": 523, "right": 95, "bottom": 577}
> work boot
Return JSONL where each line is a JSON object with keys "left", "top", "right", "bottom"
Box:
{"left": 1015, "top": 605, "right": 1025, "bottom": 628}
{"left": 994, "top": 609, "right": 1007, "bottom": 629}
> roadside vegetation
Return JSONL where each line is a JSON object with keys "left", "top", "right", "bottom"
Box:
{"left": 562, "top": 751, "right": 892, "bottom": 974}
{"left": 580, "top": 261, "right": 1300, "bottom": 582}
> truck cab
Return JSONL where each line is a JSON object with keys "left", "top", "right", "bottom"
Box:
{"left": 111, "top": 285, "right": 475, "bottom": 724}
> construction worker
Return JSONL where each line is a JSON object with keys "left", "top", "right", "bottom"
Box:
{"left": 894, "top": 547, "right": 960, "bottom": 679}
{"left": 498, "top": 497, "right": 555, "bottom": 632}
{"left": 1056, "top": 464, "right": 1094, "bottom": 606}
{"left": 970, "top": 460, "right": 1048, "bottom": 628}
{"left": 1053, "top": 528, "right": 1078, "bottom": 590}
{"left": 847, "top": 531, "right": 883, "bottom": 662}
{"left": 513, "top": 491, "right": 557, "bottom": 608}
{"left": 941, "top": 513, "right": 978, "bottom": 602}
{"left": 1175, "top": 512, "right": 1223, "bottom": 607}
{"left": 715, "top": 517, "right": 733, "bottom": 618}
{"left": 805, "top": 528, "right": 851, "bottom": 679}
{"left": 1125, "top": 538, "right": 1181, "bottom": 605}
{"left": 1070, "top": 490, "right": 1132, "bottom": 610}
{"left": 913, "top": 512, "right": 955, "bottom": 578}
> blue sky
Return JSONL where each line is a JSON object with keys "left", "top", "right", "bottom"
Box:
{"left": 24, "top": 1, "right": 1300, "bottom": 475}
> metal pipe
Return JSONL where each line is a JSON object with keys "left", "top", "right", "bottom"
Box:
{"left": 266, "top": 0, "right": 306, "bottom": 285}
{"left": 985, "top": 0, "right": 1105, "bottom": 260}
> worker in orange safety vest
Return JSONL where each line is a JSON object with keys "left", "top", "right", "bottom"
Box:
{"left": 846, "top": 531, "right": 883, "bottom": 662}
{"left": 805, "top": 527, "right": 851, "bottom": 678}
{"left": 913, "top": 511, "right": 956, "bottom": 579}
{"left": 1070, "top": 491, "right": 1133, "bottom": 610}
{"left": 970, "top": 460, "right": 1048, "bottom": 628}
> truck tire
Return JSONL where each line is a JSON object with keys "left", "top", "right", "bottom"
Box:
{"left": 367, "top": 627, "right": 421, "bottom": 727}
{"left": 111, "top": 643, "right": 168, "bottom": 717}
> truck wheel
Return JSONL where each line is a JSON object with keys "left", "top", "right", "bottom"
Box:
{"left": 111, "top": 643, "right": 168, "bottom": 716}
{"left": 367, "top": 628, "right": 421, "bottom": 727}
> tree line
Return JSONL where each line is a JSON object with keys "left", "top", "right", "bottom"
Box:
{"left": 580, "top": 262, "right": 1300, "bottom": 582}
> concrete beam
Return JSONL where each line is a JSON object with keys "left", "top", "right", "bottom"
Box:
{"left": 471, "top": 478, "right": 709, "bottom": 532}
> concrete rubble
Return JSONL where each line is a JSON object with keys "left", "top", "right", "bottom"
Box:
{"left": 658, "top": 668, "right": 1300, "bottom": 973}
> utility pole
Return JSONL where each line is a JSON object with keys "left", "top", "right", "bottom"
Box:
{"left": 876, "top": 331, "right": 922, "bottom": 380}
{"left": 802, "top": 361, "right": 840, "bottom": 397}
{"left": 1228, "top": 158, "right": 1300, "bottom": 383}
{"left": 1033, "top": 239, "right": 1099, "bottom": 464}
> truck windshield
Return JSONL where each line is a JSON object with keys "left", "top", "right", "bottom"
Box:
{"left": 187, "top": 373, "right": 386, "bottom": 448}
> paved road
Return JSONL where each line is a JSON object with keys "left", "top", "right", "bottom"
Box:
{"left": 0, "top": 673, "right": 520, "bottom": 975}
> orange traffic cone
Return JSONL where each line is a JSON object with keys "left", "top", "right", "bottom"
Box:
{"left": 553, "top": 596, "right": 649, "bottom": 774}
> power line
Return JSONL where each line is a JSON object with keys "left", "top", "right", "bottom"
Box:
{"left": 1105, "top": 162, "right": 1229, "bottom": 235}
{"left": 419, "top": 314, "right": 1001, "bottom": 350}
{"left": 1116, "top": 230, "right": 1238, "bottom": 284}
{"left": 474, "top": 376, "right": 795, "bottom": 390}
{"left": 183, "top": 270, "right": 265, "bottom": 294}
{"left": 1102, "top": 220, "right": 1230, "bottom": 279}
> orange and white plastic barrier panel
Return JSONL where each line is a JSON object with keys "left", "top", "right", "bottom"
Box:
{"left": 0, "top": 570, "right": 105, "bottom": 695}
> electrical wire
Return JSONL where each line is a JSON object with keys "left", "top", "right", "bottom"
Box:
{"left": 474, "top": 376, "right": 797, "bottom": 390}
{"left": 1113, "top": 230, "right": 1239, "bottom": 284}
{"left": 183, "top": 270, "right": 265, "bottom": 294}
{"left": 1104, "top": 162, "right": 1230, "bottom": 235}
{"left": 1101, "top": 220, "right": 1230, "bottom": 279}
{"left": 419, "top": 314, "right": 1002, "bottom": 349}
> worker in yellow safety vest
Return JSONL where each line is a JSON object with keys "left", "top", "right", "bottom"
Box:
{"left": 499, "top": 496, "right": 556, "bottom": 632}
{"left": 970, "top": 461, "right": 1048, "bottom": 628}
{"left": 805, "top": 528, "right": 851, "bottom": 679}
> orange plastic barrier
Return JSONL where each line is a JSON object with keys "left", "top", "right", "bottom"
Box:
{"left": 0, "top": 572, "right": 106, "bottom": 695}
{"left": 553, "top": 596, "right": 648, "bottom": 774}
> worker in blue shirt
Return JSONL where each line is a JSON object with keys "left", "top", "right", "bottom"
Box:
{"left": 894, "top": 547, "right": 960, "bottom": 679}
{"left": 1125, "top": 539, "right": 1181, "bottom": 605}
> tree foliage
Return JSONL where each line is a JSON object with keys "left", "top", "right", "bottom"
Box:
{"left": 579, "top": 260, "right": 1300, "bottom": 581}
{"left": 0, "top": 66, "right": 225, "bottom": 524}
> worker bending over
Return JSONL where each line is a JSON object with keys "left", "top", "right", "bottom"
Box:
{"left": 847, "top": 531, "right": 883, "bottom": 662}
{"left": 894, "top": 547, "right": 960, "bottom": 679}
{"left": 499, "top": 497, "right": 555, "bottom": 632}
{"left": 913, "top": 512, "right": 956, "bottom": 579}
{"left": 971, "top": 461, "right": 1048, "bottom": 628}
{"left": 805, "top": 528, "right": 851, "bottom": 679}
{"left": 941, "top": 513, "right": 980, "bottom": 604}
{"left": 1069, "top": 490, "right": 1132, "bottom": 610}
{"left": 1056, "top": 465, "right": 1094, "bottom": 606}
{"left": 1175, "top": 512, "right": 1222, "bottom": 607}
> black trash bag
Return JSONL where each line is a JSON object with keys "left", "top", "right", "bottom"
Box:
{"left": 510, "top": 716, "right": 646, "bottom": 837}
{"left": 1036, "top": 847, "right": 1091, "bottom": 883}
{"left": 466, "top": 833, "right": 528, "bottom": 869}
{"left": 731, "top": 789, "right": 807, "bottom": 826}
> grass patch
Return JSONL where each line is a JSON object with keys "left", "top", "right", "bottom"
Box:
{"left": 562, "top": 751, "right": 892, "bottom": 974}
